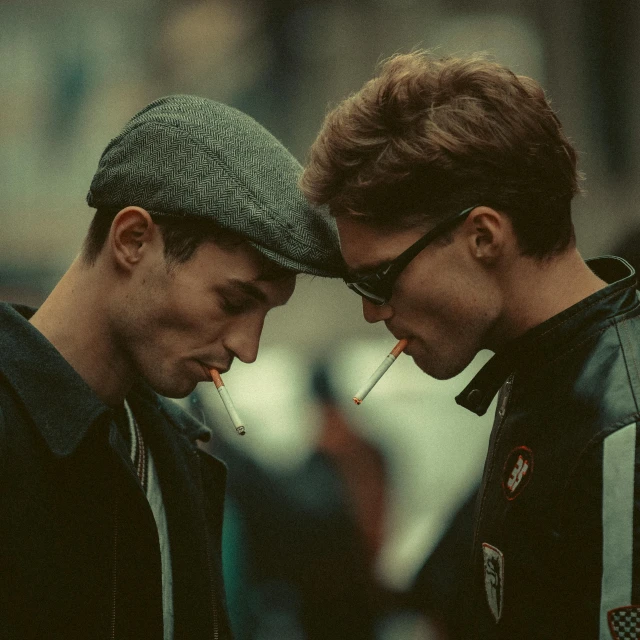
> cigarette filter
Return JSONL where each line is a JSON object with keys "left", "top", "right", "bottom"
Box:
{"left": 353, "top": 339, "right": 408, "bottom": 405}
{"left": 210, "top": 369, "right": 246, "bottom": 436}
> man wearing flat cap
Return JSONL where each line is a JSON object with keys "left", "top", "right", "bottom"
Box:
{"left": 0, "top": 96, "right": 343, "bottom": 639}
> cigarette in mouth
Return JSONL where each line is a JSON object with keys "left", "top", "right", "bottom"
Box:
{"left": 353, "top": 339, "right": 408, "bottom": 405}
{"left": 210, "top": 369, "right": 246, "bottom": 436}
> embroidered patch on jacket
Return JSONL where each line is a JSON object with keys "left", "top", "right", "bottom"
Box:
{"left": 502, "top": 446, "right": 534, "bottom": 500}
{"left": 482, "top": 543, "right": 504, "bottom": 623}
{"left": 608, "top": 606, "right": 640, "bottom": 639}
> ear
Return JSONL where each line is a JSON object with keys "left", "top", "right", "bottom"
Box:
{"left": 108, "top": 207, "right": 159, "bottom": 271}
{"left": 464, "top": 206, "right": 513, "bottom": 264}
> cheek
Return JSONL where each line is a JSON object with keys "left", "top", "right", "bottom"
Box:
{"left": 395, "top": 270, "right": 455, "bottom": 321}
{"left": 155, "top": 279, "right": 220, "bottom": 327}
{"left": 396, "top": 272, "right": 487, "bottom": 343}
{"left": 138, "top": 291, "right": 225, "bottom": 350}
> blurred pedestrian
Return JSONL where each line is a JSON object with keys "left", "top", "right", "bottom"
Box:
{"left": 301, "top": 51, "right": 640, "bottom": 639}
{"left": 0, "top": 95, "right": 343, "bottom": 639}
{"left": 201, "top": 360, "right": 385, "bottom": 640}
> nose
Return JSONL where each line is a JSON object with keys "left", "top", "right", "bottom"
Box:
{"left": 224, "top": 316, "right": 264, "bottom": 364}
{"left": 362, "top": 297, "right": 393, "bottom": 323}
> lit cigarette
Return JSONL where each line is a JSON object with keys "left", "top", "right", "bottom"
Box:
{"left": 210, "top": 369, "right": 246, "bottom": 436}
{"left": 353, "top": 339, "right": 408, "bottom": 405}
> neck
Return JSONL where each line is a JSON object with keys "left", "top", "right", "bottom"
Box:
{"left": 29, "top": 257, "right": 133, "bottom": 406}
{"left": 487, "top": 248, "right": 607, "bottom": 349}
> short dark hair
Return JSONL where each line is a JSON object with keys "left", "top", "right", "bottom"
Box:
{"left": 300, "top": 51, "right": 583, "bottom": 258}
{"left": 82, "top": 208, "right": 295, "bottom": 280}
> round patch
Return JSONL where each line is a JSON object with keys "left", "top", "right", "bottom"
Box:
{"left": 502, "top": 446, "right": 534, "bottom": 500}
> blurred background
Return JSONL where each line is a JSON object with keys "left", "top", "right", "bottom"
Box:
{"left": 2, "top": 1, "right": 639, "bottom": 638}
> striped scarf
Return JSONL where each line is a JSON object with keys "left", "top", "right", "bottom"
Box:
{"left": 123, "top": 400, "right": 148, "bottom": 493}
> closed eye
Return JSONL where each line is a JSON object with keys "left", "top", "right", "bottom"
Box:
{"left": 221, "top": 296, "right": 254, "bottom": 315}
{"left": 348, "top": 262, "right": 390, "bottom": 280}
{"left": 348, "top": 263, "right": 393, "bottom": 284}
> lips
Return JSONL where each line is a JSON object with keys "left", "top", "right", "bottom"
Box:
{"left": 195, "top": 362, "right": 212, "bottom": 382}
{"left": 403, "top": 339, "right": 416, "bottom": 356}
{"left": 386, "top": 325, "right": 410, "bottom": 344}
{"left": 198, "top": 361, "right": 230, "bottom": 380}
{"left": 387, "top": 332, "right": 415, "bottom": 357}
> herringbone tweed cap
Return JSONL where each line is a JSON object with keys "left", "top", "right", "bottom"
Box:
{"left": 87, "top": 95, "right": 344, "bottom": 277}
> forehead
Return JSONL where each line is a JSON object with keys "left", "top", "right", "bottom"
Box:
{"left": 336, "top": 216, "right": 425, "bottom": 273}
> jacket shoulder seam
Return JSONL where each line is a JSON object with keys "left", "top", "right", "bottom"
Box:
{"left": 615, "top": 318, "right": 640, "bottom": 412}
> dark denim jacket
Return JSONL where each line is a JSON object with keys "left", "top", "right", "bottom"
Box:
{"left": 0, "top": 303, "right": 233, "bottom": 639}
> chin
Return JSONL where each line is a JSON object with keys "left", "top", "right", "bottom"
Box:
{"left": 412, "top": 351, "right": 472, "bottom": 381}
{"left": 161, "top": 388, "right": 195, "bottom": 399}
{"left": 147, "top": 377, "right": 198, "bottom": 399}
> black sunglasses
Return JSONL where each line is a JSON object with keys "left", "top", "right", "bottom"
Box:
{"left": 344, "top": 205, "right": 478, "bottom": 305}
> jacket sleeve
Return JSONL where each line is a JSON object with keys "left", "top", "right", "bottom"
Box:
{"left": 555, "top": 420, "right": 640, "bottom": 640}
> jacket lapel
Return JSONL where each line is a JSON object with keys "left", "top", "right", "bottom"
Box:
{"left": 127, "top": 389, "right": 229, "bottom": 638}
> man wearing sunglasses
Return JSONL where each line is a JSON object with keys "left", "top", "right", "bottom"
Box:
{"left": 301, "top": 52, "right": 640, "bottom": 639}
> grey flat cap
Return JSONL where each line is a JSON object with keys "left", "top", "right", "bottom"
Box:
{"left": 87, "top": 95, "right": 344, "bottom": 277}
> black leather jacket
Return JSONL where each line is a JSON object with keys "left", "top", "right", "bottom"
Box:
{"left": 456, "top": 256, "right": 640, "bottom": 639}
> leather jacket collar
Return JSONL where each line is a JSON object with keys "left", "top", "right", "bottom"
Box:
{"left": 456, "top": 256, "right": 638, "bottom": 416}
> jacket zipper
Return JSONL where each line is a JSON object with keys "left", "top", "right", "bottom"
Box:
{"left": 197, "top": 453, "right": 220, "bottom": 640}
{"left": 206, "top": 539, "right": 220, "bottom": 640}
{"left": 111, "top": 492, "right": 119, "bottom": 640}
{"left": 472, "top": 373, "right": 515, "bottom": 551}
